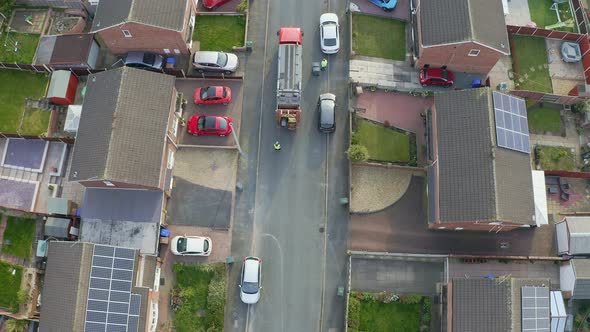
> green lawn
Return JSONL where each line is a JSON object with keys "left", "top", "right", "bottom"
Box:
{"left": 512, "top": 35, "right": 553, "bottom": 93}
{"left": 0, "top": 70, "right": 49, "bottom": 134}
{"left": 173, "top": 263, "right": 226, "bottom": 332}
{"left": 0, "top": 261, "right": 23, "bottom": 312}
{"left": 355, "top": 117, "right": 411, "bottom": 162}
{"left": 527, "top": 101, "right": 562, "bottom": 133}
{"left": 536, "top": 145, "right": 576, "bottom": 171}
{"left": 359, "top": 301, "right": 422, "bottom": 332}
{"left": 528, "top": 0, "right": 575, "bottom": 32}
{"left": 193, "top": 15, "right": 246, "bottom": 52}
{"left": 0, "top": 33, "right": 40, "bottom": 63}
{"left": 2, "top": 216, "right": 36, "bottom": 260}
{"left": 352, "top": 13, "right": 406, "bottom": 61}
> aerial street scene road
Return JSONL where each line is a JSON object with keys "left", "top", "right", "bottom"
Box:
{"left": 2, "top": 0, "right": 590, "bottom": 331}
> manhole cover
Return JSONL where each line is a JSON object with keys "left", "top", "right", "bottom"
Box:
{"left": 319, "top": 227, "right": 325, "bottom": 233}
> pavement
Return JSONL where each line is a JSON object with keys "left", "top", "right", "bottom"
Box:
{"left": 176, "top": 79, "right": 243, "bottom": 147}
{"left": 351, "top": 256, "right": 444, "bottom": 295}
{"left": 226, "top": 0, "right": 350, "bottom": 330}
{"left": 166, "top": 148, "right": 238, "bottom": 228}
{"left": 505, "top": 0, "right": 532, "bottom": 26}
{"left": 349, "top": 176, "right": 558, "bottom": 257}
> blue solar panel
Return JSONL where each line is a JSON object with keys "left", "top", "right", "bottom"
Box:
{"left": 492, "top": 91, "right": 530, "bottom": 154}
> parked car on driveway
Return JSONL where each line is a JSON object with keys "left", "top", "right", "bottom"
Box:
{"left": 318, "top": 93, "right": 336, "bottom": 133}
{"left": 320, "top": 13, "right": 339, "bottom": 54}
{"left": 368, "top": 0, "right": 398, "bottom": 11}
{"left": 123, "top": 52, "right": 164, "bottom": 70}
{"left": 170, "top": 235, "right": 212, "bottom": 256}
{"left": 193, "top": 51, "right": 238, "bottom": 74}
{"left": 194, "top": 86, "right": 232, "bottom": 105}
{"left": 187, "top": 115, "right": 233, "bottom": 136}
{"left": 239, "top": 256, "right": 262, "bottom": 304}
{"left": 419, "top": 67, "right": 454, "bottom": 87}
{"left": 203, "top": 0, "right": 231, "bottom": 9}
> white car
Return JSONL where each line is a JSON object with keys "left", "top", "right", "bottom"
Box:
{"left": 192, "top": 51, "right": 239, "bottom": 74}
{"left": 239, "top": 256, "right": 262, "bottom": 304}
{"left": 170, "top": 235, "right": 212, "bottom": 256}
{"left": 320, "top": 13, "right": 339, "bottom": 54}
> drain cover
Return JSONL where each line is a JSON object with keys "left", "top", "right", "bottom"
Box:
{"left": 319, "top": 227, "right": 325, "bottom": 233}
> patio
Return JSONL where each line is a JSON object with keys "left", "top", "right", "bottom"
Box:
{"left": 545, "top": 176, "right": 590, "bottom": 222}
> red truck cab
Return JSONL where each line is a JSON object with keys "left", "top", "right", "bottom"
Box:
{"left": 279, "top": 27, "right": 303, "bottom": 45}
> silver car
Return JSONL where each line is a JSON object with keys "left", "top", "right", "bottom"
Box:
{"left": 318, "top": 93, "right": 336, "bottom": 133}
{"left": 239, "top": 256, "right": 262, "bottom": 304}
{"left": 320, "top": 13, "right": 339, "bottom": 54}
{"left": 193, "top": 51, "right": 238, "bottom": 74}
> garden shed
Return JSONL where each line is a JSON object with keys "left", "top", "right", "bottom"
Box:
{"left": 46, "top": 70, "right": 78, "bottom": 105}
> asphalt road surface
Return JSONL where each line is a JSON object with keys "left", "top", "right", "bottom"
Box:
{"left": 227, "top": 0, "right": 350, "bottom": 331}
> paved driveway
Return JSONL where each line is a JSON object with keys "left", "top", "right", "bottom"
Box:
{"left": 166, "top": 148, "right": 237, "bottom": 228}
{"left": 350, "top": 0, "right": 410, "bottom": 21}
{"left": 176, "top": 79, "right": 243, "bottom": 147}
{"left": 351, "top": 256, "right": 444, "bottom": 295}
{"left": 348, "top": 176, "right": 557, "bottom": 257}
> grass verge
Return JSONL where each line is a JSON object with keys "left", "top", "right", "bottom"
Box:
{"left": 354, "top": 116, "right": 412, "bottom": 163}
{"left": 193, "top": 15, "right": 246, "bottom": 52}
{"left": 535, "top": 145, "right": 576, "bottom": 171}
{"left": 0, "top": 69, "right": 49, "bottom": 134}
{"left": 0, "top": 261, "right": 23, "bottom": 312}
{"left": 512, "top": 35, "right": 552, "bottom": 93}
{"left": 2, "top": 216, "right": 36, "bottom": 259}
{"left": 352, "top": 13, "right": 406, "bottom": 61}
{"left": 172, "top": 263, "right": 226, "bottom": 332}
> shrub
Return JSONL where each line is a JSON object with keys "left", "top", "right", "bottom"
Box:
{"left": 236, "top": 0, "right": 248, "bottom": 13}
{"left": 206, "top": 277, "right": 226, "bottom": 327}
{"left": 346, "top": 144, "right": 369, "bottom": 162}
{"left": 400, "top": 294, "right": 423, "bottom": 305}
{"left": 16, "top": 289, "right": 29, "bottom": 306}
{"left": 347, "top": 296, "right": 361, "bottom": 329}
{"left": 5, "top": 319, "right": 27, "bottom": 332}
{"left": 376, "top": 291, "right": 398, "bottom": 303}
{"left": 350, "top": 133, "right": 360, "bottom": 145}
{"left": 361, "top": 292, "right": 376, "bottom": 302}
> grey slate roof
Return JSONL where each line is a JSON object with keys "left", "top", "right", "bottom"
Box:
{"left": 452, "top": 278, "right": 511, "bottom": 332}
{"left": 91, "top": 0, "right": 188, "bottom": 32}
{"left": 434, "top": 88, "right": 535, "bottom": 224}
{"left": 80, "top": 188, "right": 163, "bottom": 254}
{"left": 68, "top": 67, "right": 175, "bottom": 188}
{"left": 39, "top": 242, "right": 93, "bottom": 332}
{"left": 420, "top": 0, "right": 510, "bottom": 54}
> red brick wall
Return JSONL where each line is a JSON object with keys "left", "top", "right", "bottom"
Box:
{"left": 416, "top": 42, "right": 503, "bottom": 74}
{"left": 97, "top": 22, "right": 190, "bottom": 55}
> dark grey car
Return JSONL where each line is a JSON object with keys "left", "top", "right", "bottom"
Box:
{"left": 318, "top": 93, "right": 336, "bottom": 133}
{"left": 123, "top": 52, "right": 164, "bottom": 70}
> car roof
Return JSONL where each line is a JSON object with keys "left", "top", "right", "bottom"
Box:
{"left": 243, "top": 257, "right": 260, "bottom": 282}
{"left": 322, "top": 24, "right": 338, "bottom": 39}
{"left": 186, "top": 237, "right": 206, "bottom": 252}
{"left": 194, "top": 51, "right": 220, "bottom": 62}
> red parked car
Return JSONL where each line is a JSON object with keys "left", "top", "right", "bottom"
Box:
{"left": 194, "top": 86, "right": 231, "bottom": 105}
{"left": 187, "top": 115, "right": 233, "bottom": 136}
{"left": 203, "top": 0, "right": 231, "bottom": 9}
{"left": 419, "top": 67, "right": 454, "bottom": 87}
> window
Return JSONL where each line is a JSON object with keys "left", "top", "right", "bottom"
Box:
{"left": 103, "top": 181, "right": 115, "bottom": 187}
{"left": 163, "top": 48, "right": 171, "bottom": 54}
{"left": 468, "top": 49, "right": 480, "bottom": 57}
{"left": 174, "top": 49, "right": 181, "bottom": 54}
{"left": 167, "top": 150, "right": 175, "bottom": 169}
{"left": 122, "top": 30, "right": 132, "bottom": 37}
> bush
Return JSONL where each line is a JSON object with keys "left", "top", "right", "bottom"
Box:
{"left": 362, "top": 292, "right": 376, "bottom": 302}
{"left": 346, "top": 144, "right": 369, "bottom": 162}
{"left": 5, "top": 319, "right": 27, "bottom": 332}
{"left": 347, "top": 296, "right": 361, "bottom": 329}
{"left": 375, "top": 291, "right": 399, "bottom": 304}
{"left": 350, "top": 133, "right": 360, "bottom": 145}
{"left": 16, "top": 289, "right": 29, "bottom": 306}
{"left": 400, "top": 294, "right": 423, "bottom": 305}
{"left": 236, "top": 0, "right": 248, "bottom": 13}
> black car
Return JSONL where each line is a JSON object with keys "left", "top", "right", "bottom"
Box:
{"left": 318, "top": 93, "right": 336, "bottom": 133}
{"left": 123, "top": 52, "right": 164, "bottom": 70}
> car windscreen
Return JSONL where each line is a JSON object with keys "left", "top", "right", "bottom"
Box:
{"left": 177, "top": 238, "right": 187, "bottom": 252}
{"left": 216, "top": 53, "right": 228, "bottom": 67}
{"left": 442, "top": 70, "right": 448, "bottom": 80}
{"left": 143, "top": 53, "right": 156, "bottom": 65}
{"left": 203, "top": 240, "right": 209, "bottom": 252}
{"left": 242, "top": 281, "right": 259, "bottom": 294}
{"left": 324, "top": 38, "right": 337, "bottom": 46}
{"left": 218, "top": 117, "right": 228, "bottom": 130}
{"left": 223, "top": 88, "right": 228, "bottom": 98}
{"left": 202, "top": 87, "right": 215, "bottom": 99}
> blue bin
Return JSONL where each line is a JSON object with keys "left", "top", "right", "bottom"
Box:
{"left": 166, "top": 57, "right": 175, "bottom": 67}
{"left": 160, "top": 228, "right": 170, "bottom": 237}
{"left": 471, "top": 79, "right": 482, "bottom": 88}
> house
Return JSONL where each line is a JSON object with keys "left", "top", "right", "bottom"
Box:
{"left": 450, "top": 277, "right": 565, "bottom": 332}
{"left": 561, "top": 259, "right": 590, "bottom": 299}
{"left": 556, "top": 217, "right": 590, "bottom": 256}
{"left": 90, "top": 0, "right": 196, "bottom": 55}
{"left": 414, "top": 0, "right": 510, "bottom": 74}
{"left": 427, "top": 88, "right": 542, "bottom": 231}
{"left": 35, "top": 34, "right": 100, "bottom": 70}
{"left": 39, "top": 241, "right": 159, "bottom": 332}
{"left": 79, "top": 188, "right": 164, "bottom": 254}
{"left": 68, "top": 66, "right": 179, "bottom": 191}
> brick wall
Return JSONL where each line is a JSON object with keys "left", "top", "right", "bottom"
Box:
{"left": 416, "top": 42, "right": 503, "bottom": 74}
{"left": 97, "top": 22, "right": 190, "bottom": 55}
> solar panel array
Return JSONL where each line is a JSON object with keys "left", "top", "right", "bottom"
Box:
{"left": 521, "top": 286, "right": 550, "bottom": 332}
{"left": 492, "top": 91, "right": 531, "bottom": 154}
{"left": 85, "top": 245, "right": 141, "bottom": 332}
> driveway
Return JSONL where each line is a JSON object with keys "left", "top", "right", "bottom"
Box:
{"left": 348, "top": 176, "right": 557, "bottom": 257}
{"left": 351, "top": 256, "right": 444, "bottom": 295}
{"left": 350, "top": 0, "right": 410, "bottom": 21}
{"left": 176, "top": 79, "right": 243, "bottom": 147}
{"left": 166, "top": 148, "right": 238, "bottom": 228}
{"left": 197, "top": 0, "right": 241, "bottom": 12}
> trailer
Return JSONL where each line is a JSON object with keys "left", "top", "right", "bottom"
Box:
{"left": 276, "top": 27, "right": 303, "bottom": 130}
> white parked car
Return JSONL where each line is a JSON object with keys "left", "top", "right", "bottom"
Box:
{"left": 170, "top": 235, "right": 212, "bottom": 256}
{"left": 239, "top": 256, "right": 262, "bottom": 304}
{"left": 320, "top": 13, "right": 339, "bottom": 54}
{"left": 192, "top": 51, "right": 239, "bottom": 74}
